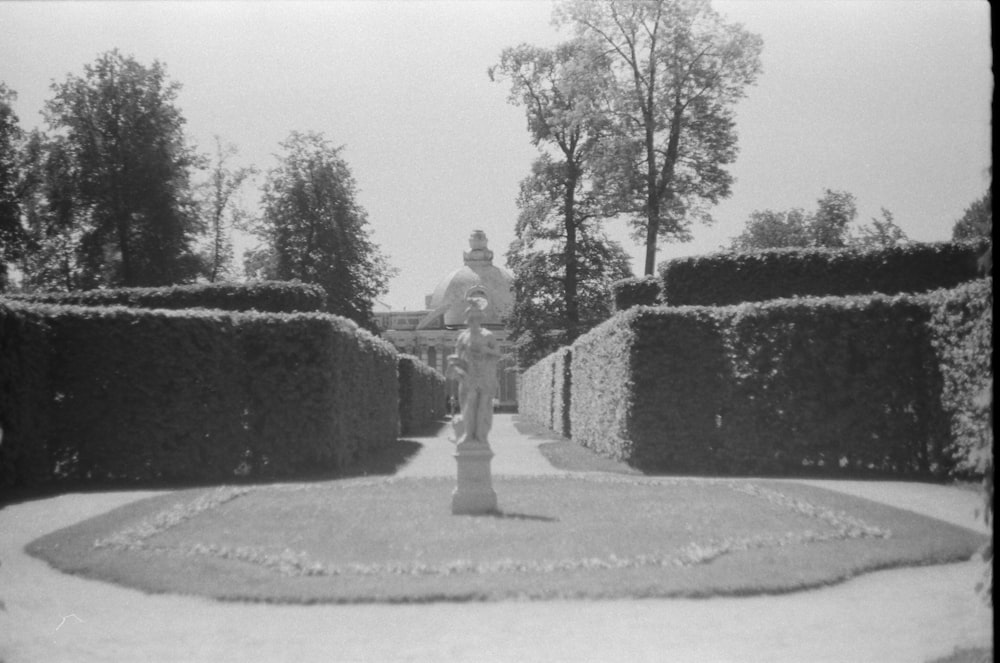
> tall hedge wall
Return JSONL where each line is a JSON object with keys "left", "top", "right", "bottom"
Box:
{"left": 660, "top": 241, "right": 986, "bottom": 307}
{"left": 567, "top": 279, "right": 992, "bottom": 477}
{"left": 398, "top": 354, "right": 447, "bottom": 435}
{"left": 518, "top": 346, "right": 572, "bottom": 439}
{"left": 0, "top": 300, "right": 398, "bottom": 488}
{"left": 6, "top": 280, "right": 328, "bottom": 313}
{"left": 0, "top": 301, "right": 53, "bottom": 487}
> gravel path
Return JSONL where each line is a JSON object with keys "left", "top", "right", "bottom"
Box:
{"left": 0, "top": 415, "right": 992, "bottom": 663}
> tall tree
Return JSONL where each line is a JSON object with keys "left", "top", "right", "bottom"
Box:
{"left": 197, "top": 136, "right": 256, "bottom": 282}
{"left": 255, "top": 131, "right": 393, "bottom": 330}
{"left": 0, "top": 83, "right": 26, "bottom": 290}
{"left": 557, "top": 0, "right": 763, "bottom": 274}
{"left": 506, "top": 158, "right": 633, "bottom": 367}
{"left": 491, "top": 38, "right": 613, "bottom": 340}
{"left": 43, "top": 50, "right": 202, "bottom": 288}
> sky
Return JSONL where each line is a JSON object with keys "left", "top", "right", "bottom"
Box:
{"left": 0, "top": 0, "right": 992, "bottom": 311}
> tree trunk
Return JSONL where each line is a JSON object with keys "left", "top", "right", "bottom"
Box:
{"left": 564, "top": 162, "right": 580, "bottom": 340}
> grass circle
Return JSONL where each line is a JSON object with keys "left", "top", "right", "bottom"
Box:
{"left": 27, "top": 474, "right": 986, "bottom": 604}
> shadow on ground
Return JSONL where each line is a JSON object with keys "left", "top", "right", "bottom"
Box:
{"left": 1, "top": 422, "right": 449, "bottom": 508}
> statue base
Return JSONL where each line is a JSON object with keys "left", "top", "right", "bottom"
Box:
{"left": 452, "top": 442, "right": 497, "bottom": 515}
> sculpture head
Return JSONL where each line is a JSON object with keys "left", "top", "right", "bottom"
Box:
{"left": 464, "top": 286, "right": 489, "bottom": 325}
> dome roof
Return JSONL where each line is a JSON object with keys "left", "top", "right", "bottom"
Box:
{"left": 421, "top": 231, "right": 513, "bottom": 328}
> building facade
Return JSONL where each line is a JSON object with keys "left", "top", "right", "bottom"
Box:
{"left": 374, "top": 230, "right": 518, "bottom": 409}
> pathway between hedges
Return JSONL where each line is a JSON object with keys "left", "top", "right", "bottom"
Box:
{"left": 0, "top": 414, "right": 991, "bottom": 663}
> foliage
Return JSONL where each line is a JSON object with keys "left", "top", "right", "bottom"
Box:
{"left": 611, "top": 275, "right": 662, "bottom": 311}
{"left": 253, "top": 131, "right": 393, "bottom": 331}
{"left": 850, "top": 208, "right": 909, "bottom": 248}
{"left": 0, "top": 299, "right": 400, "bottom": 488}
{"left": 493, "top": 39, "right": 628, "bottom": 353}
{"left": 0, "top": 83, "right": 26, "bottom": 291}
{"left": 952, "top": 190, "right": 992, "bottom": 242}
{"left": 519, "top": 346, "right": 573, "bottom": 438}
{"left": 5, "top": 280, "right": 328, "bottom": 313}
{"left": 660, "top": 241, "right": 986, "bottom": 307}
{"left": 39, "top": 50, "right": 203, "bottom": 288}
{"left": 196, "top": 136, "right": 256, "bottom": 282}
{"left": 398, "top": 354, "right": 447, "bottom": 435}
{"left": 730, "top": 189, "right": 870, "bottom": 251}
{"left": 564, "top": 285, "right": 990, "bottom": 477}
{"left": 506, "top": 197, "right": 632, "bottom": 368}
{"left": 557, "top": 0, "right": 764, "bottom": 274}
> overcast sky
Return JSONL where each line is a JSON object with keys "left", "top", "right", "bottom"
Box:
{"left": 0, "top": 1, "right": 992, "bottom": 310}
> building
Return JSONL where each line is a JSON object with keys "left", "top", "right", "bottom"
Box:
{"left": 374, "top": 230, "right": 518, "bottom": 410}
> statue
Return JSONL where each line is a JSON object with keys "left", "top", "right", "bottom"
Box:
{"left": 447, "top": 288, "right": 500, "bottom": 447}
{"left": 447, "top": 286, "right": 500, "bottom": 514}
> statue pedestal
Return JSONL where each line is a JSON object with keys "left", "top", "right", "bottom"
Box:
{"left": 452, "top": 442, "right": 497, "bottom": 515}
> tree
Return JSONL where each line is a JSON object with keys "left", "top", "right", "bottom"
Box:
{"left": 0, "top": 83, "right": 26, "bottom": 290}
{"left": 17, "top": 131, "right": 90, "bottom": 291}
{"left": 197, "top": 136, "right": 256, "bottom": 282}
{"left": 506, "top": 158, "right": 633, "bottom": 368}
{"left": 557, "top": 0, "right": 763, "bottom": 274}
{"left": 42, "top": 50, "right": 203, "bottom": 288}
{"left": 491, "top": 38, "right": 614, "bottom": 340}
{"left": 730, "top": 189, "right": 861, "bottom": 251}
{"left": 850, "top": 208, "right": 908, "bottom": 248}
{"left": 255, "top": 131, "right": 393, "bottom": 330}
{"left": 952, "top": 190, "right": 992, "bottom": 241}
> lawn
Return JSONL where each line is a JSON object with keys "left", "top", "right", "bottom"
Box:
{"left": 26, "top": 472, "right": 987, "bottom": 604}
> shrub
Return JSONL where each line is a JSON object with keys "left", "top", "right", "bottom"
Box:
{"left": 660, "top": 241, "right": 986, "bottom": 307}
{"left": 611, "top": 276, "right": 661, "bottom": 311}
{"left": 518, "top": 346, "right": 572, "bottom": 438}
{"left": 924, "top": 279, "right": 992, "bottom": 475}
{"left": 0, "top": 300, "right": 399, "bottom": 489}
{"left": 7, "top": 280, "right": 328, "bottom": 313}
{"left": 561, "top": 281, "right": 992, "bottom": 477}
{"left": 0, "top": 301, "right": 54, "bottom": 486}
{"left": 398, "top": 354, "right": 447, "bottom": 435}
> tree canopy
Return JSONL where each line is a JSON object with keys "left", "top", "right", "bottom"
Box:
{"left": 0, "top": 83, "right": 25, "bottom": 290}
{"left": 252, "top": 131, "right": 393, "bottom": 330}
{"left": 40, "top": 50, "right": 203, "bottom": 288}
{"left": 952, "top": 190, "right": 992, "bottom": 242}
{"left": 729, "top": 189, "right": 908, "bottom": 251}
{"left": 557, "top": 0, "right": 764, "bottom": 274}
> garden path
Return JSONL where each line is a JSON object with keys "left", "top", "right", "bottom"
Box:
{"left": 0, "top": 414, "right": 991, "bottom": 663}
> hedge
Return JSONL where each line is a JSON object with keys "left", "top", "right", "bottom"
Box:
{"left": 660, "top": 241, "right": 987, "bottom": 307}
{"left": 0, "top": 301, "right": 53, "bottom": 487}
{"left": 611, "top": 276, "right": 661, "bottom": 312}
{"left": 565, "top": 279, "right": 992, "bottom": 477}
{"left": 398, "top": 354, "right": 447, "bottom": 435}
{"left": 518, "top": 346, "right": 572, "bottom": 439}
{"left": 0, "top": 300, "right": 399, "bottom": 488}
{"left": 6, "top": 280, "right": 328, "bottom": 314}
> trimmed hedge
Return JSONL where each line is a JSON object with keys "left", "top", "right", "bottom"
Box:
{"left": 566, "top": 279, "right": 992, "bottom": 477}
{"left": 0, "top": 301, "right": 53, "bottom": 487}
{"left": 0, "top": 299, "right": 398, "bottom": 488}
{"left": 926, "top": 279, "right": 993, "bottom": 475}
{"left": 6, "top": 280, "right": 328, "bottom": 314}
{"left": 398, "top": 354, "right": 447, "bottom": 435}
{"left": 518, "top": 346, "right": 572, "bottom": 439}
{"left": 660, "top": 241, "right": 986, "bottom": 307}
{"left": 611, "top": 276, "right": 661, "bottom": 312}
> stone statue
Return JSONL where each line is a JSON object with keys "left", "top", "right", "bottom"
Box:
{"left": 447, "top": 287, "right": 500, "bottom": 447}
